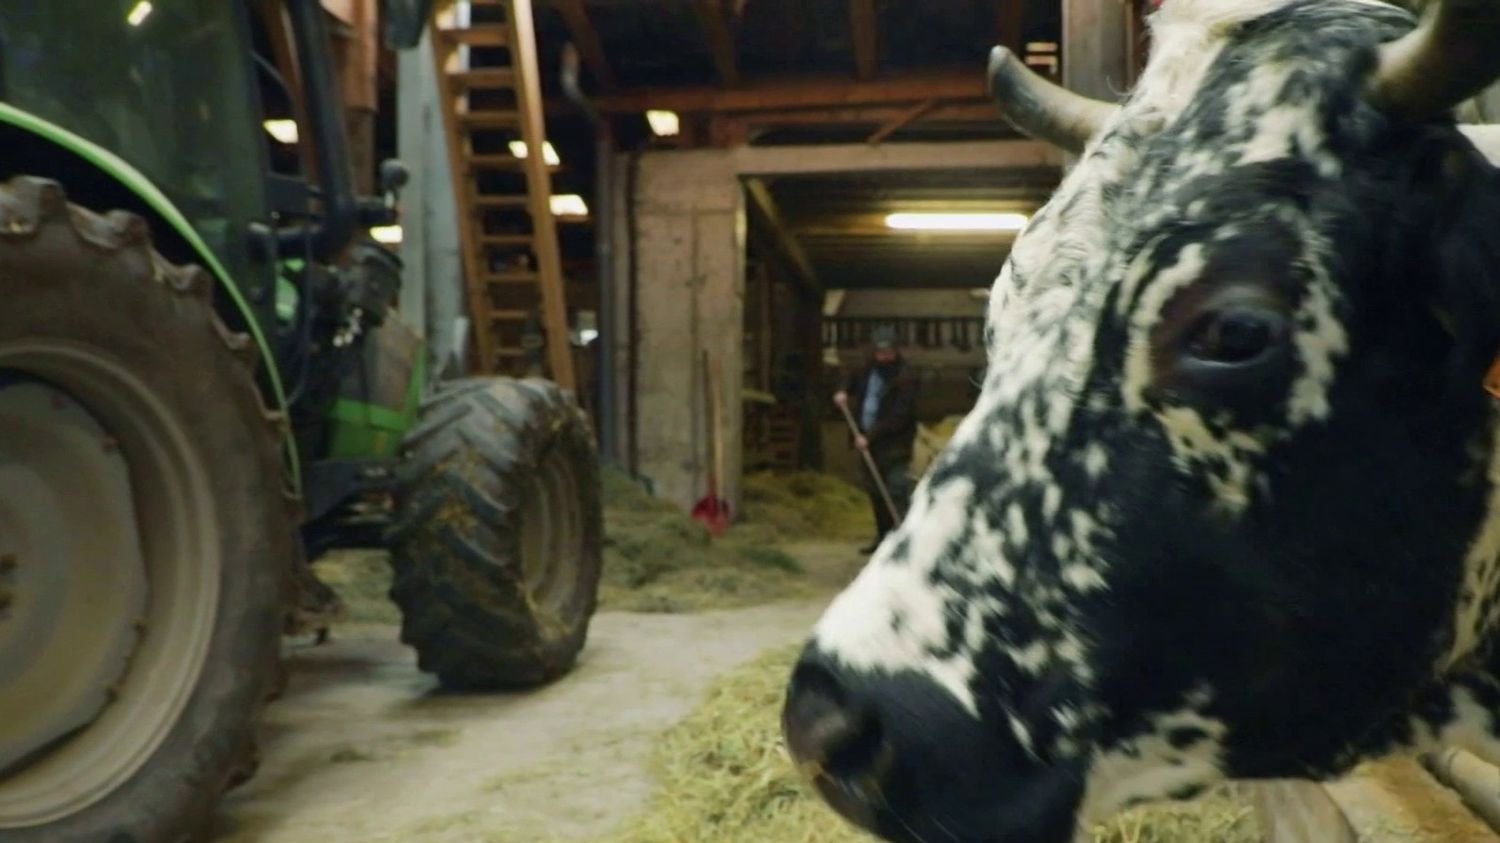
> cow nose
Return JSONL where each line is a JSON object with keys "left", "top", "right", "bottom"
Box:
{"left": 782, "top": 657, "right": 890, "bottom": 832}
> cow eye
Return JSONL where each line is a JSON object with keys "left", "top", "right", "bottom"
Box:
{"left": 1184, "top": 307, "right": 1286, "bottom": 366}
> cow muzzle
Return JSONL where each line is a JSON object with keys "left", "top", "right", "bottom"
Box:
{"left": 782, "top": 645, "right": 1087, "bottom": 843}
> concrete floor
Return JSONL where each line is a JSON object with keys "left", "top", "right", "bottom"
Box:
{"left": 211, "top": 542, "right": 863, "bottom": 843}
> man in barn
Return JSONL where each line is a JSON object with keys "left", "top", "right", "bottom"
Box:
{"left": 834, "top": 326, "right": 919, "bottom": 553}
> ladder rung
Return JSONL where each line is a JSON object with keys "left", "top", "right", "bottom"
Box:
{"left": 484, "top": 272, "right": 539, "bottom": 285}
{"left": 465, "top": 154, "right": 559, "bottom": 173}
{"left": 449, "top": 69, "right": 517, "bottom": 89}
{"left": 488, "top": 310, "right": 531, "bottom": 322}
{"left": 473, "top": 195, "right": 530, "bottom": 209}
{"left": 436, "top": 26, "right": 509, "bottom": 47}
{"left": 458, "top": 111, "right": 522, "bottom": 130}
{"left": 466, "top": 154, "right": 525, "bottom": 171}
{"left": 495, "top": 347, "right": 529, "bottom": 358}
{"left": 480, "top": 234, "right": 533, "bottom": 246}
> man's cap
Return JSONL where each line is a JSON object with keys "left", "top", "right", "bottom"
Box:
{"left": 871, "top": 325, "right": 898, "bottom": 350}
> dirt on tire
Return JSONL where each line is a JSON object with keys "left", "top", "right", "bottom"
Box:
{"left": 388, "top": 378, "right": 603, "bottom": 690}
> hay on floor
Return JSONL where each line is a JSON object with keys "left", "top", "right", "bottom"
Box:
{"left": 594, "top": 645, "right": 1262, "bottom": 843}
{"left": 311, "top": 548, "right": 399, "bottom": 624}
{"left": 600, "top": 468, "right": 871, "bottom": 613}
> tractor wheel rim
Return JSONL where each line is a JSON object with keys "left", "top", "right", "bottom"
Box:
{"left": 0, "top": 342, "right": 219, "bottom": 828}
{"left": 518, "top": 447, "right": 584, "bottom": 617}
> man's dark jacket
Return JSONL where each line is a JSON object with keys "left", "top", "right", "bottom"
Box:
{"left": 844, "top": 358, "right": 919, "bottom": 465}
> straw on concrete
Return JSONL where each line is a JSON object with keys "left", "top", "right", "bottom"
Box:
{"left": 593, "top": 644, "right": 1262, "bottom": 843}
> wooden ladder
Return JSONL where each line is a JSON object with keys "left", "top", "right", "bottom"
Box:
{"left": 429, "top": 0, "right": 576, "bottom": 392}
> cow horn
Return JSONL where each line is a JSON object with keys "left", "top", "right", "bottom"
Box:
{"left": 1370, "top": 0, "right": 1500, "bottom": 121}
{"left": 1460, "top": 125, "right": 1500, "bottom": 165}
{"left": 987, "top": 46, "right": 1119, "bottom": 154}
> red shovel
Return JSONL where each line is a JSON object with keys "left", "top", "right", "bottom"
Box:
{"left": 692, "top": 351, "right": 732, "bottom": 536}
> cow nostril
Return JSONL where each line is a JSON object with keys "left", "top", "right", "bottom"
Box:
{"left": 784, "top": 662, "right": 887, "bottom": 781}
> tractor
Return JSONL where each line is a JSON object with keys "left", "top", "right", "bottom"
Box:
{"left": 0, "top": 1, "right": 604, "bottom": 839}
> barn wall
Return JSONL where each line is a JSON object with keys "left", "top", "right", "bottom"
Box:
{"left": 630, "top": 149, "right": 746, "bottom": 512}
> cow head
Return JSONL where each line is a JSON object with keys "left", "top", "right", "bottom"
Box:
{"left": 783, "top": 1, "right": 1500, "bottom": 841}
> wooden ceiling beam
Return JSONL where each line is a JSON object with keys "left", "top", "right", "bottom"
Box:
{"left": 848, "top": 0, "right": 879, "bottom": 80}
{"left": 866, "top": 99, "right": 939, "bottom": 144}
{"left": 552, "top": 0, "right": 617, "bottom": 90}
{"left": 996, "top": 0, "right": 1024, "bottom": 53}
{"left": 710, "top": 101, "right": 1000, "bottom": 138}
{"left": 694, "top": 0, "right": 741, "bottom": 86}
{"left": 588, "top": 70, "right": 987, "bottom": 114}
{"left": 745, "top": 178, "right": 822, "bottom": 298}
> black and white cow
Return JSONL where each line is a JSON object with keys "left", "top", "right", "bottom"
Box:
{"left": 782, "top": 1, "right": 1500, "bottom": 841}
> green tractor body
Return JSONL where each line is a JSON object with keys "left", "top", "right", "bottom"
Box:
{"left": 0, "top": 2, "right": 603, "bottom": 839}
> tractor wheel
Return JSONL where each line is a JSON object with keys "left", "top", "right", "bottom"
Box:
{"left": 0, "top": 177, "right": 293, "bottom": 841}
{"left": 389, "top": 378, "right": 603, "bottom": 690}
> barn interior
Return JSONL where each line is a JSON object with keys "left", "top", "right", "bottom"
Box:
{"left": 6, "top": 1, "right": 1500, "bottom": 842}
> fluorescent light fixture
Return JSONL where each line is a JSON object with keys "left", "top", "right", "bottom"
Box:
{"left": 509, "top": 140, "right": 561, "bottom": 166}
{"left": 646, "top": 110, "right": 681, "bottom": 137}
{"left": 127, "top": 0, "right": 153, "bottom": 26}
{"left": 263, "top": 119, "right": 299, "bottom": 144}
{"left": 885, "top": 212, "right": 1029, "bottom": 232}
{"left": 370, "top": 225, "right": 403, "bottom": 245}
{"left": 550, "top": 194, "right": 589, "bottom": 218}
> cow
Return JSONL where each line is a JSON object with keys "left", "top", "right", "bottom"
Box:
{"left": 781, "top": 1, "right": 1500, "bottom": 841}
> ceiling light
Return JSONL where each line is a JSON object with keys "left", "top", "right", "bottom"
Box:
{"left": 646, "top": 110, "right": 681, "bottom": 137}
{"left": 263, "top": 119, "right": 299, "bottom": 145}
{"left": 885, "top": 212, "right": 1029, "bottom": 232}
{"left": 550, "top": 194, "right": 589, "bottom": 218}
{"left": 509, "top": 140, "right": 561, "bottom": 166}
{"left": 370, "top": 225, "right": 403, "bottom": 245}
{"left": 127, "top": 1, "right": 153, "bottom": 26}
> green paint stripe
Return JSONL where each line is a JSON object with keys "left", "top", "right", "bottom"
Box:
{"left": 0, "top": 103, "right": 300, "bottom": 489}
{"left": 329, "top": 398, "right": 412, "bottom": 432}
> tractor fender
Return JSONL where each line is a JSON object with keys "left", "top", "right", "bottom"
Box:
{"left": 0, "top": 102, "right": 299, "bottom": 489}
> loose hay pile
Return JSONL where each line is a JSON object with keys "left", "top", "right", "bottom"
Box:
{"left": 311, "top": 548, "right": 400, "bottom": 624}
{"left": 600, "top": 468, "right": 871, "bottom": 613}
{"left": 739, "top": 470, "right": 873, "bottom": 541}
{"left": 595, "top": 645, "right": 1262, "bottom": 843}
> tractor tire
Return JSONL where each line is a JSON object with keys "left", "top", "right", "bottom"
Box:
{"left": 0, "top": 178, "right": 294, "bottom": 840}
{"left": 389, "top": 378, "right": 603, "bottom": 690}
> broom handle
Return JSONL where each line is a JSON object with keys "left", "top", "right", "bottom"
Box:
{"left": 836, "top": 400, "right": 901, "bottom": 525}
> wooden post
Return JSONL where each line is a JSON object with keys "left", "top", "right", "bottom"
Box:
{"left": 505, "top": 0, "right": 578, "bottom": 393}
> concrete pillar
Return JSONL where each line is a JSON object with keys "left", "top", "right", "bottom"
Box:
{"left": 1062, "top": 0, "right": 1130, "bottom": 102}
{"left": 396, "top": 32, "right": 466, "bottom": 380}
{"left": 631, "top": 149, "right": 745, "bottom": 512}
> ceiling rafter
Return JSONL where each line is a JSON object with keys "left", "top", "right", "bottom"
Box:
{"left": 693, "top": 0, "right": 741, "bottom": 86}
{"left": 848, "top": 0, "right": 879, "bottom": 80}
{"left": 552, "top": 0, "right": 617, "bottom": 90}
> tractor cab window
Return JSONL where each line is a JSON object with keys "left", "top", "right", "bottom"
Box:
{"left": 0, "top": 0, "right": 271, "bottom": 282}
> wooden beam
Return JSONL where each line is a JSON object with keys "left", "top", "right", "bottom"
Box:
{"left": 996, "top": 0, "right": 1024, "bottom": 53}
{"left": 848, "top": 0, "right": 879, "bottom": 80}
{"left": 1063, "top": 0, "right": 1130, "bottom": 101}
{"left": 866, "top": 99, "right": 938, "bottom": 145}
{"left": 507, "top": 0, "right": 577, "bottom": 392}
{"left": 732, "top": 139, "right": 1064, "bottom": 175}
{"left": 710, "top": 101, "right": 1002, "bottom": 141}
{"left": 745, "top": 178, "right": 821, "bottom": 297}
{"left": 589, "top": 70, "right": 986, "bottom": 114}
{"left": 694, "top": 0, "right": 741, "bottom": 86}
{"left": 552, "top": 0, "right": 616, "bottom": 90}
